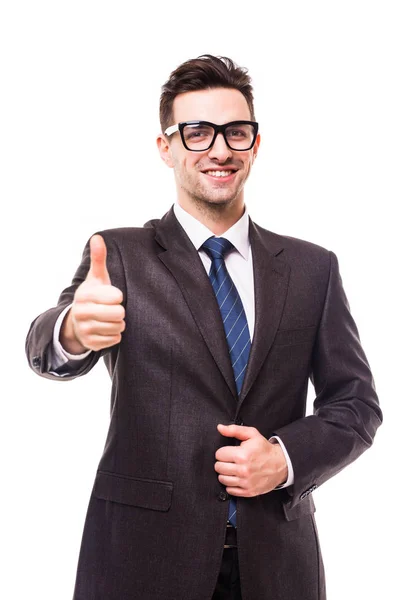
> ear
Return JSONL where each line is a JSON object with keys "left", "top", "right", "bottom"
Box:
{"left": 157, "top": 134, "right": 174, "bottom": 168}
{"left": 251, "top": 132, "right": 261, "bottom": 163}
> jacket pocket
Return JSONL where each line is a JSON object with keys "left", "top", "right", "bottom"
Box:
{"left": 274, "top": 326, "right": 316, "bottom": 347}
{"left": 93, "top": 470, "right": 173, "bottom": 512}
{"left": 282, "top": 495, "right": 316, "bottom": 522}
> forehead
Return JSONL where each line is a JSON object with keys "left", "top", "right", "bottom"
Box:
{"left": 172, "top": 88, "right": 251, "bottom": 124}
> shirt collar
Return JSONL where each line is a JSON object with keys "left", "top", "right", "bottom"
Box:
{"left": 173, "top": 202, "right": 250, "bottom": 260}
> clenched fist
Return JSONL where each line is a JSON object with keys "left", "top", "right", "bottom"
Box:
{"left": 60, "top": 235, "right": 125, "bottom": 354}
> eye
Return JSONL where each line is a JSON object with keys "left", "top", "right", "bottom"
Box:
{"left": 184, "top": 125, "right": 214, "bottom": 143}
{"left": 186, "top": 130, "right": 208, "bottom": 139}
{"left": 226, "top": 127, "right": 249, "bottom": 139}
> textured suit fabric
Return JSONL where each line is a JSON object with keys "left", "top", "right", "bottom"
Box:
{"left": 26, "top": 206, "right": 382, "bottom": 600}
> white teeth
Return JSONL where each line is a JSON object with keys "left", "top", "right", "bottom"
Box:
{"left": 205, "top": 170, "right": 233, "bottom": 177}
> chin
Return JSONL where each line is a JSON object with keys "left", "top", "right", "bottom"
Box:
{"left": 205, "top": 195, "right": 232, "bottom": 204}
{"left": 199, "top": 195, "right": 237, "bottom": 208}
{"left": 198, "top": 187, "right": 239, "bottom": 204}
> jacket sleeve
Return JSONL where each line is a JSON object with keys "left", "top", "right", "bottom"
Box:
{"left": 273, "top": 251, "right": 383, "bottom": 509}
{"left": 25, "top": 232, "right": 126, "bottom": 381}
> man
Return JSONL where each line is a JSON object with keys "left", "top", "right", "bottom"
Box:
{"left": 26, "top": 55, "right": 382, "bottom": 600}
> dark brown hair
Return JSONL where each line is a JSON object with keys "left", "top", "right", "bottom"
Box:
{"left": 159, "top": 54, "right": 255, "bottom": 133}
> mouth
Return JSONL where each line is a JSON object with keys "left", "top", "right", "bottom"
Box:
{"left": 201, "top": 168, "right": 238, "bottom": 182}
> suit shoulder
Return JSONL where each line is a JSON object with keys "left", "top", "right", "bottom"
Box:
{"left": 253, "top": 221, "right": 332, "bottom": 260}
{"left": 89, "top": 223, "right": 157, "bottom": 248}
{"left": 280, "top": 232, "right": 331, "bottom": 260}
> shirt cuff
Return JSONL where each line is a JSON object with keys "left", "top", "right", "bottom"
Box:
{"left": 269, "top": 435, "right": 294, "bottom": 488}
{"left": 51, "top": 304, "right": 92, "bottom": 369}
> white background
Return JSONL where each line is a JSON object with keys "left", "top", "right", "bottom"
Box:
{"left": 1, "top": 1, "right": 398, "bottom": 598}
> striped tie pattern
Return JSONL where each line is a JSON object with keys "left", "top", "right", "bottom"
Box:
{"left": 202, "top": 236, "right": 251, "bottom": 527}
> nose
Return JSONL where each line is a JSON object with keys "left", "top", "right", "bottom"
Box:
{"left": 207, "top": 132, "right": 233, "bottom": 162}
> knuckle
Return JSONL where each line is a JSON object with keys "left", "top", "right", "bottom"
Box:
{"left": 111, "top": 286, "right": 123, "bottom": 302}
{"left": 79, "top": 321, "right": 91, "bottom": 335}
{"left": 71, "top": 304, "right": 81, "bottom": 318}
{"left": 240, "top": 465, "right": 249, "bottom": 478}
{"left": 74, "top": 284, "right": 86, "bottom": 300}
{"left": 74, "top": 304, "right": 92, "bottom": 321}
{"left": 71, "top": 301, "right": 84, "bottom": 317}
{"left": 236, "top": 452, "right": 246, "bottom": 465}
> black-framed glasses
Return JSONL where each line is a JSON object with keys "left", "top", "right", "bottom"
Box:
{"left": 164, "top": 120, "right": 259, "bottom": 152}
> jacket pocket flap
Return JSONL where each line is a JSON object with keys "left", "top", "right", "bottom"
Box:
{"left": 93, "top": 471, "right": 173, "bottom": 512}
{"left": 282, "top": 495, "right": 316, "bottom": 522}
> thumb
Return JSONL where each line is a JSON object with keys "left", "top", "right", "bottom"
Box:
{"left": 88, "top": 234, "right": 111, "bottom": 284}
{"left": 217, "top": 423, "right": 259, "bottom": 442}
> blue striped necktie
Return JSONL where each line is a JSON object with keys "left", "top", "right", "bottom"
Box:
{"left": 202, "top": 236, "right": 251, "bottom": 527}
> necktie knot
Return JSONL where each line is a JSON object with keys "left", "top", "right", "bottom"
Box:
{"left": 202, "top": 237, "right": 234, "bottom": 261}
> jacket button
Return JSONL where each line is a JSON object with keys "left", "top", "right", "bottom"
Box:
{"left": 218, "top": 491, "right": 229, "bottom": 501}
{"left": 234, "top": 417, "right": 244, "bottom": 426}
{"left": 32, "top": 356, "right": 41, "bottom": 369}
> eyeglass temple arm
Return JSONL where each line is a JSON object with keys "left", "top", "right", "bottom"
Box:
{"left": 164, "top": 124, "right": 179, "bottom": 136}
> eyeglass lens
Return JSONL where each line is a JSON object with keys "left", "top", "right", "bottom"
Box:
{"left": 182, "top": 123, "right": 256, "bottom": 151}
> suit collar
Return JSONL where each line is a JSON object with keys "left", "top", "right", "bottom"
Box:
{"left": 173, "top": 202, "right": 250, "bottom": 260}
{"left": 152, "top": 205, "right": 284, "bottom": 258}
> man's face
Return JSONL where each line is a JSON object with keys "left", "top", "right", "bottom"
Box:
{"left": 158, "top": 88, "right": 260, "bottom": 211}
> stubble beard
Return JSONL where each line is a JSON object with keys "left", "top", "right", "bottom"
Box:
{"left": 178, "top": 168, "right": 246, "bottom": 221}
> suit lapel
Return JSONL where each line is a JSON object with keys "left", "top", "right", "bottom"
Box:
{"left": 153, "top": 207, "right": 237, "bottom": 399}
{"left": 237, "top": 219, "right": 290, "bottom": 411}
{"left": 151, "top": 207, "right": 290, "bottom": 408}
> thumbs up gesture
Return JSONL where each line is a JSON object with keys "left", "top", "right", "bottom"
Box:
{"left": 60, "top": 235, "right": 125, "bottom": 354}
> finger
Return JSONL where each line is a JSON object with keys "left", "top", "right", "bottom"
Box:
{"left": 73, "top": 302, "right": 125, "bottom": 322}
{"left": 88, "top": 235, "right": 111, "bottom": 284}
{"left": 214, "top": 461, "right": 238, "bottom": 476}
{"left": 215, "top": 446, "right": 240, "bottom": 463}
{"left": 80, "top": 334, "right": 122, "bottom": 351}
{"left": 76, "top": 284, "right": 123, "bottom": 305}
{"left": 217, "top": 423, "right": 259, "bottom": 442}
{"left": 76, "top": 319, "right": 126, "bottom": 337}
{"left": 217, "top": 474, "right": 241, "bottom": 487}
{"left": 226, "top": 486, "right": 252, "bottom": 497}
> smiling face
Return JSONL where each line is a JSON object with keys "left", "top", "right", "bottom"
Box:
{"left": 158, "top": 88, "right": 260, "bottom": 220}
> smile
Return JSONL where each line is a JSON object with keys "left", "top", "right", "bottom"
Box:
{"left": 202, "top": 169, "right": 238, "bottom": 180}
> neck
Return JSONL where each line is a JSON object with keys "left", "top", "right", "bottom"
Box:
{"left": 177, "top": 197, "right": 245, "bottom": 235}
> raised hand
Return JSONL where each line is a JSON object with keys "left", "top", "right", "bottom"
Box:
{"left": 60, "top": 235, "right": 125, "bottom": 353}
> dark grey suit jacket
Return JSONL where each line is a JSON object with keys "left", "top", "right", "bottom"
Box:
{"left": 26, "top": 206, "right": 382, "bottom": 600}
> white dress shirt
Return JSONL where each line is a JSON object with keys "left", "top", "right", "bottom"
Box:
{"left": 49, "top": 202, "right": 294, "bottom": 487}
